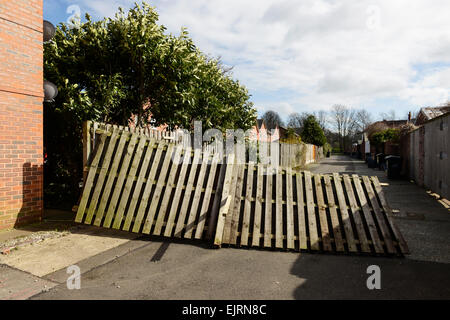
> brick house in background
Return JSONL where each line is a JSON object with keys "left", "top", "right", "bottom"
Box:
{"left": 0, "top": 0, "right": 44, "bottom": 230}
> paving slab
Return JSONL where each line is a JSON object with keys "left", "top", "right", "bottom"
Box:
{"left": 0, "top": 226, "right": 137, "bottom": 277}
{"left": 0, "top": 264, "right": 58, "bottom": 300}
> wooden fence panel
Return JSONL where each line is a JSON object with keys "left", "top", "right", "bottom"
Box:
{"left": 76, "top": 124, "right": 408, "bottom": 256}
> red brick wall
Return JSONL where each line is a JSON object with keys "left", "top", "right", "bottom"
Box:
{"left": 0, "top": 0, "right": 43, "bottom": 230}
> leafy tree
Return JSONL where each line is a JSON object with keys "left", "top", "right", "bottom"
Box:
{"left": 43, "top": 2, "right": 256, "bottom": 208}
{"left": 262, "top": 110, "right": 284, "bottom": 130}
{"left": 370, "top": 128, "right": 400, "bottom": 146}
{"left": 300, "top": 115, "right": 327, "bottom": 146}
{"left": 45, "top": 2, "right": 255, "bottom": 130}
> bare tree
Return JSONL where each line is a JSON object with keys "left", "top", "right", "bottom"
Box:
{"left": 354, "top": 109, "right": 373, "bottom": 132}
{"left": 262, "top": 110, "right": 284, "bottom": 130}
{"left": 331, "top": 104, "right": 357, "bottom": 152}
{"left": 379, "top": 109, "right": 397, "bottom": 121}
{"left": 313, "top": 110, "right": 328, "bottom": 130}
{"left": 287, "top": 112, "right": 308, "bottom": 134}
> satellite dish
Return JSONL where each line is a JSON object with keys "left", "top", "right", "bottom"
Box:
{"left": 43, "top": 20, "right": 56, "bottom": 42}
{"left": 44, "top": 80, "right": 58, "bottom": 101}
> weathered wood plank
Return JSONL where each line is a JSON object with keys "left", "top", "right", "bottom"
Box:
{"left": 342, "top": 174, "right": 371, "bottom": 253}
{"left": 112, "top": 136, "right": 147, "bottom": 229}
{"left": 264, "top": 167, "right": 274, "bottom": 248}
{"left": 362, "top": 176, "right": 396, "bottom": 254}
{"left": 206, "top": 157, "right": 226, "bottom": 240}
{"left": 85, "top": 128, "right": 118, "bottom": 224}
{"left": 142, "top": 143, "right": 175, "bottom": 234}
{"left": 164, "top": 147, "right": 192, "bottom": 237}
{"left": 174, "top": 148, "right": 202, "bottom": 237}
{"left": 352, "top": 174, "right": 384, "bottom": 254}
{"left": 184, "top": 151, "right": 211, "bottom": 239}
{"left": 93, "top": 131, "right": 129, "bottom": 226}
{"left": 153, "top": 145, "right": 183, "bottom": 235}
{"left": 296, "top": 172, "right": 308, "bottom": 250}
{"left": 240, "top": 163, "right": 254, "bottom": 246}
{"left": 229, "top": 163, "right": 246, "bottom": 245}
{"left": 285, "top": 167, "right": 295, "bottom": 249}
{"left": 304, "top": 171, "right": 319, "bottom": 250}
{"left": 131, "top": 142, "right": 164, "bottom": 233}
{"left": 332, "top": 173, "right": 357, "bottom": 252}
{"left": 371, "top": 176, "right": 409, "bottom": 254}
{"left": 222, "top": 158, "right": 240, "bottom": 244}
{"left": 195, "top": 152, "right": 220, "bottom": 239}
{"left": 314, "top": 174, "right": 332, "bottom": 251}
{"left": 323, "top": 175, "right": 345, "bottom": 252}
{"left": 275, "top": 168, "right": 284, "bottom": 249}
{"left": 214, "top": 153, "right": 235, "bottom": 246}
{"left": 75, "top": 133, "right": 108, "bottom": 223}
{"left": 251, "top": 164, "right": 264, "bottom": 247}
{"left": 102, "top": 133, "right": 138, "bottom": 228}
{"left": 122, "top": 138, "right": 156, "bottom": 231}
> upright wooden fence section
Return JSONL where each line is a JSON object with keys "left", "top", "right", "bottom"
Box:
{"left": 76, "top": 128, "right": 224, "bottom": 240}
{"left": 76, "top": 124, "right": 408, "bottom": 256}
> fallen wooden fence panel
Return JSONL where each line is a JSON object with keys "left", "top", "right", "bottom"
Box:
{"left": 76, "top": 127, "right": 409, "bottom": 256}
{"left": 214, "top": 165, "right": 409, "bottom": 256}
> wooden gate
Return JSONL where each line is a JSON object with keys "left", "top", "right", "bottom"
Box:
{"left": 75, "top": 125, "right": 409, "bottom": 256}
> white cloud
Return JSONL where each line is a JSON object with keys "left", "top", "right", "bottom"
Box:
{"left": 67, "top": 0, "right": 450, "bottom": 118}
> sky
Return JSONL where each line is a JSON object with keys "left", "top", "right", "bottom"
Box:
{"left": 44, "top": 0, "right": 450, "bottom": 122}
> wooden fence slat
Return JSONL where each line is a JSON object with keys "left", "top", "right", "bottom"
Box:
{"left": 323, "top": 175, "right": 345, "bottom": 252}
{"left": 314, "top": 174, "right": 332, "bottom": 251}
{"left": 112, "top": 136, "right": 147, "bottom": 229}
{"left": 184, "top": 151, "right": 211, "bottom": 239}
{"left": 102, "top": 133, "right": 138, "bottom": 228}
{"left": 342, "top": 174, "right": 371, "bottom": 253}
{"left": 93, "top": 131, "right": 129, "bottom": 226}
{"left": 122, "top": 138, "right": 156, "bottom": 231}
{"left": 195, "top": 152, "right": 220, "bottom": 239}
{"left": 214, "top": 154, "right": 235, "bottom": 246}
{"left": 296, "top": 172, "right": 308, "bottom": 250}
{"left": 264, "top": 167, "right": 273, "bottom": 248}
{"left": 229, "top": 163, "right": 246, "bottom": 245}
{"left": 251, "top": 164, "right": 264, "bottom": 247}
{"left": 85, "top": 129, "right": 118, "bottom": 224}
{"left": 332, "top": 173, "right": 357, "bottom": 252}
{"left": 371, "top": 176, "right": 409, "bottom": 254}
{"left": 153, "top": 145, "right": 183, "bottom": 235}
{"left": 174, "top": 148, "right": 202, "bottom": 237}
{"left": 362, "top": 176, "right": 396, "bottom": 254}
{"left": 142, "top": 143, "right": 175, "bottom": 234}
{"left": 352, "top": 174, "right": 384, "bottom": 254}
{"left": 304, "top": 171, "right": 319, "bottom": 250}
{"left": 206, "top": 158, "right": 226, "bottom": 240}
{"left": 131, "top": 142, "right": 164, "bottom": 233}
{"left": 286, "top": 167, "right": 295, "bottom": 249}
{"left": 222, "top": 158, "right": 240, "bottom": 244}
{"left": 240, "top": 163, "right": 254, "bottom": 246}
{"left": 275, "top": 168, "right": 284, "bottom": 248}
{"left": 75, "top": 133, "right": 108, "bottom": 223}
{"left": 164, "top": 147, "right": 192, "bottom": 237}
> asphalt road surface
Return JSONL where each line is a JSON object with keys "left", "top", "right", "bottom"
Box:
{"left": 31, "top": 155, "right": 450, "bottom": 299}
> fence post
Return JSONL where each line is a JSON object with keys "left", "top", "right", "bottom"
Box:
{"left": 82, "top": 120, "right": 92, "bottom": 183}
